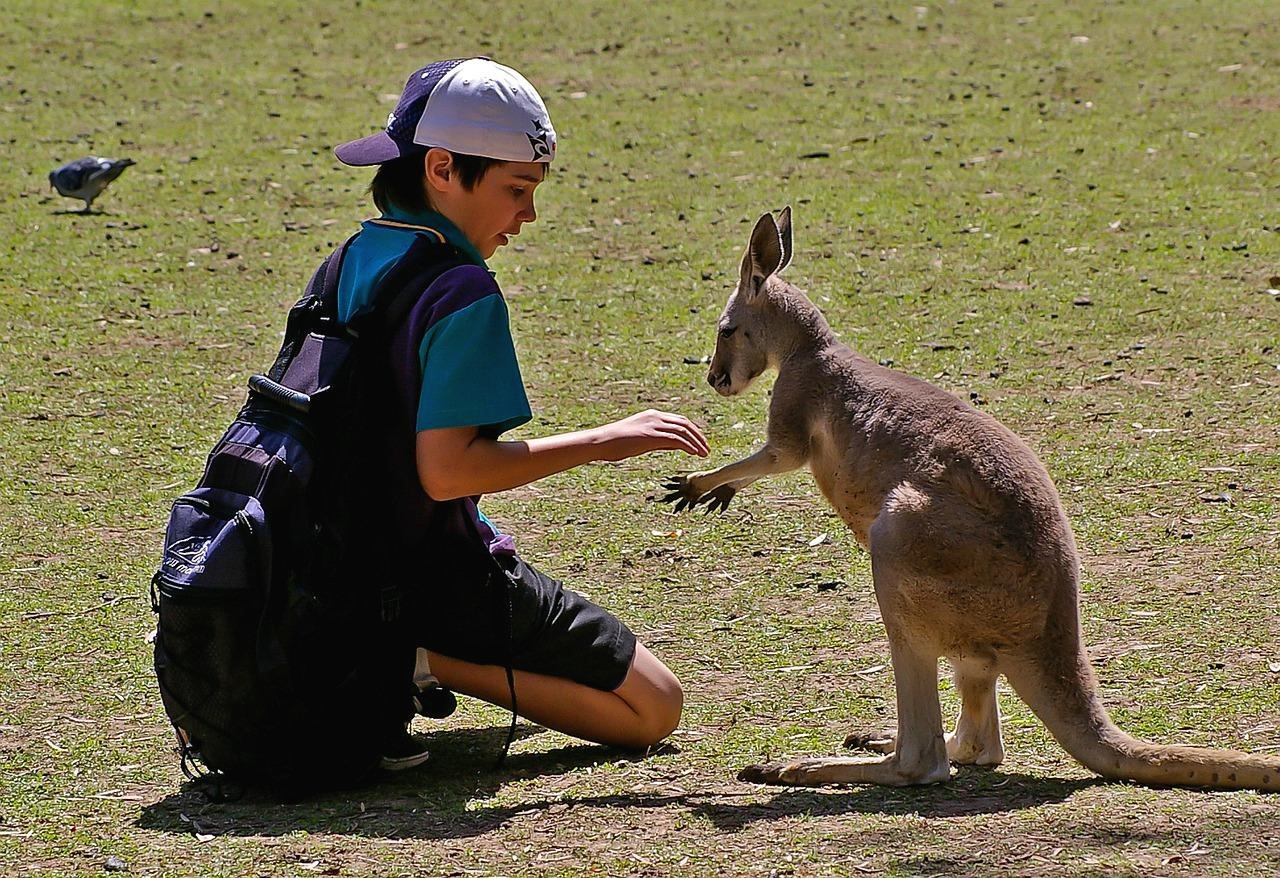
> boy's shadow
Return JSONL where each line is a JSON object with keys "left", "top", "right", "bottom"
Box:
{"left": 137, "top": 723, "right": 1096, "bottom": 842}
{"left": 136, "top": 723, "right": 673, "bottom": 842}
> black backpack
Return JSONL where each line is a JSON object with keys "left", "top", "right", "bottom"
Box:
{"left": 151, "top": 230, "right": 485, "bottom": 792}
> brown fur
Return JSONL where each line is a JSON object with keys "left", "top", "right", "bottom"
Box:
{"left": 665, "top": 207, "right": 1280, "bottom": 791}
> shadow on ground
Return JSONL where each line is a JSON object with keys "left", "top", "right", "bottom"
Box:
{"left": 137, "top": 723, "right": 673, "bottom": 842}
{"left": 687, "top": 769, "right": 1101, "bottom": 831}
{"left": 137, "top": 723, "right": 1101, "bottom": 842}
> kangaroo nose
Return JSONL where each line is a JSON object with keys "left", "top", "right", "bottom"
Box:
{"left": 706, "top": 370, "right": 720, "bottom": 388}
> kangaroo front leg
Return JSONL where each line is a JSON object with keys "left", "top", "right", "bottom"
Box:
{"left": 663, "top": 444, "right": 802, "bottom": 513}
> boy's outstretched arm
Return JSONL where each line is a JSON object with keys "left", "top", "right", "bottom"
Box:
{"left": 416, "top": 409, "right": 709, "bottom": 501}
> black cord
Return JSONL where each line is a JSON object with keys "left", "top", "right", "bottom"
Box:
{"left": 498, "top": 568, "right": 518, "bottom": 766}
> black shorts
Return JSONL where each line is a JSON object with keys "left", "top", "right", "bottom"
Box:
{"left": 413, "top": 554, "right": 637, "bottom": 692}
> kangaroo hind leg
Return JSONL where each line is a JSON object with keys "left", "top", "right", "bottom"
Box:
{"left": 741, "top": 552, "right": 951, "bottom": 787}
{"left": 740, "top": 632, "right": 950, "bottom": 786}
{"left": 947, "top": 654, "right": 1005, "bottom": 765}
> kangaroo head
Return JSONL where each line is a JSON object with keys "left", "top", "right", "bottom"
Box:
{"left": 707, "top": 207, "right": 794, "bottom": 396}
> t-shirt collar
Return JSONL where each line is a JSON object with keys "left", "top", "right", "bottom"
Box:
{"left": 380, "top": 204, "right": 489, "bottom": 270}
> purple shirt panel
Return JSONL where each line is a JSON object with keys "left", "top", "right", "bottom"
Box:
{"left": 387, "top": 262, "right": 519, "bottom": 557}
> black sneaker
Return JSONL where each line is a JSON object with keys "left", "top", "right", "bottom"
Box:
{"left": 378, "top": 728, "right": 430, "bottom": 771}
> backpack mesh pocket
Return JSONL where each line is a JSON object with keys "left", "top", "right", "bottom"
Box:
{"left": 152, "top": 488, "right": 272, "bottom": 772}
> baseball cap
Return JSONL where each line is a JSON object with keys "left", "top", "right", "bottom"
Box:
{"left": 335, "top": 57, "right": 557, "bottom": 166}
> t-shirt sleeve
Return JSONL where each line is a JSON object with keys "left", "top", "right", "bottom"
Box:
{"left": 415, "top": 292, "right": 532, "bottom": 436}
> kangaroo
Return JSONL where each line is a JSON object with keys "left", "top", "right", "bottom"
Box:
{"left": 664, "top": 206, "right": 1280, "bottom": 791}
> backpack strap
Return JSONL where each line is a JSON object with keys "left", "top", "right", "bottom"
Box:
{"left": 311, "top": 232, "right": 361, "bottom": 323}
{"left": 348, "top": 232, "right": 467, "bottom": 337}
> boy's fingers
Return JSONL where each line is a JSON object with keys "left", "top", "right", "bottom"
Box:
{"left": 668, "top": 415, "right": 709, "bottom": 455}
{"left": 653, "top": 425, "right": 707, "bottom": 457}
{"left": 669, "top": 424, "right": 709, "bottom": 457}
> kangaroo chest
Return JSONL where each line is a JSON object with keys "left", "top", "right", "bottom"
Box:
{"left": 805, "top": 421, "right": 888, "bottom": 548}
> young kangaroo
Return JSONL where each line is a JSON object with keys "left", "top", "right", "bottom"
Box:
{"left": 664, "top": 207, "right": 1280, "bottom": 791}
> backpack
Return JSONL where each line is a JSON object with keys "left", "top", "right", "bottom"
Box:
{"left": 150, "top": 229, "right": 483, "bottom": 793}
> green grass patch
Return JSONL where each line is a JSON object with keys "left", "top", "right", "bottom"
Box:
{"left": 2, "top": 1, "right": 1277, "bottom": 876}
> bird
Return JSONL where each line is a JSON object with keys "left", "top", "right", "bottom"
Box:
{"left": 49, "top": 156, "right": 136, "bottom": 213}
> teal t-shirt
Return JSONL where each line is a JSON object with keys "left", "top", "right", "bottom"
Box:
{"left": 335, "top": 206, "right": 531, "bottom": 554}
{"left": 336, "top": 206, "right": 532, "bottom": 436}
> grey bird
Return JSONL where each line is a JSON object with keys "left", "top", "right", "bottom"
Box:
{"left": 49, "top": 156, "right": 136, "bottom": 213}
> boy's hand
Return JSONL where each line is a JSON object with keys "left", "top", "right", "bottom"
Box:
{"left": 594, "top": 410, "right": 709, "bottom": 462}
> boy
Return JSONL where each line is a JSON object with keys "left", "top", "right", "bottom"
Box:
{"left": 332, "top": 58, "right": 708, "bottom": 768}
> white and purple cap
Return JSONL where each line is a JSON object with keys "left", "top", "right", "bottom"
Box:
{"left": 335, "top": 57, "right": 556, "bottom": 166}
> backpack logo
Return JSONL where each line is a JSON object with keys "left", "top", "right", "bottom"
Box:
{"left": 165, "top": 535, "right": 211, "bottom": 574}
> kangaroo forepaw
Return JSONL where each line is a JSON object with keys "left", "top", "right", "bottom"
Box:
{"left": 660, "top": 475, "right": 702, "bottom": 512}
{"left": 701, "top": 484, "right": 737, "bottom": 514}
{"left": 660, "top": 476, "right": 736, "bottom": 513}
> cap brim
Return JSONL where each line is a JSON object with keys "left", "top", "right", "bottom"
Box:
{"left": 333, "top": 132, "right": 421, "bottom": 166}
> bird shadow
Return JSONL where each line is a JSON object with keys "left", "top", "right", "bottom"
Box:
{"left": 51, "top": 207, "right": 106, "bottom": 216}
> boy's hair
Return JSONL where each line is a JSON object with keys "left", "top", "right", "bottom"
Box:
{"left": 369, "top": 151, "right": 503, "bottom": 214}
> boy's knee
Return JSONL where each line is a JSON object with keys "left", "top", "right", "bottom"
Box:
{"left": 635, "top": 677, "right": 683, "bottom": 747}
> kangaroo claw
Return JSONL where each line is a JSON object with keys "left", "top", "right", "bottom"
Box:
{"left": 661, "top": 475, "right": 703, "bottom": 512}
{"left": 703, "top": 485, "right": 736, "bottom": 513}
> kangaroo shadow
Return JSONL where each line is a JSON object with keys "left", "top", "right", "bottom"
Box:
{"left": 688, "top": 768, "right": 1102, "bottom": 832}
{"left": 136, "top": 722, "right": 682, "bottom": 842}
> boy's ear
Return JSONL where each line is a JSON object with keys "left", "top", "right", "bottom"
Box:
{"left": 739, "top": 211, "right": 783, "bottom": 303}
{"left": 423, "top": 148, "right": 453, "bottom": 191}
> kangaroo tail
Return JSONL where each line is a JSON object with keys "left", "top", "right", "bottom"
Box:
{"left": 1003, "top": 647, "right": 1280, "bottom": 792}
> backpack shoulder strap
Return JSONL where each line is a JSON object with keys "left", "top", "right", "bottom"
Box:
{"left": 310, "top": 231, "right": 361, "bottom": 321}
{"left": 263, "top": 231, "right": 360, "bottom": 385}
{"left": 348, "top": 231, "right": 469, "bottom": 337}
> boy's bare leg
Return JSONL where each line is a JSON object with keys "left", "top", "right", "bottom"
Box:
{"left": 426, "top": 643, "right": 682, "bottom": 750}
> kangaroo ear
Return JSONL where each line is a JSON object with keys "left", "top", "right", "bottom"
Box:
{"left": 739, "top": 211, "right": 782, "bottom": 302}
{"left": 775, "top": 205, "right": 793, "bottom": 273}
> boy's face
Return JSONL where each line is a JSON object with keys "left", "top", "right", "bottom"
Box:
{"left": 432, "top": 156, "right": 546, "bottom": 259}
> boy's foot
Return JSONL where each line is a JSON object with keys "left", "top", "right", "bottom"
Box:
{"left": 379, "top": 729, "right": 430, "bottom": 771}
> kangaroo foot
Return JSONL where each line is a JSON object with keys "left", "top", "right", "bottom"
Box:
{"left": 842, "top": 730, "right": 897, "bottom": 754}
{"left": 945, "top": 731, "right": 1004, "bottom": 766}
{"left": 740, "top": 752, "right": 951, "bottom": 787}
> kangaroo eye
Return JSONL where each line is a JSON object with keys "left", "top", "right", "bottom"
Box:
{"left": 719, "top": 325, "right": 737, "bottom": 339}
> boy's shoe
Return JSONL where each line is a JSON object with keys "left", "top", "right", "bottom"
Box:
{"left": 379, "top": 728, "right": 430, "bottom": 771}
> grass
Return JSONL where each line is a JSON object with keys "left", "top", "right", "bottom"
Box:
{"left": 2, "top": 0, "right": 1278, "bottom": 875}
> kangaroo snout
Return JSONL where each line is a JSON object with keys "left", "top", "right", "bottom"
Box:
{"left": 706, "top": 367, "right": 734, "bottom": 395}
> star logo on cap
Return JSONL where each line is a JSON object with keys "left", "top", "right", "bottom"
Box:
{"left": 527, "top": 118, "right": 553, "bottom": 160}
